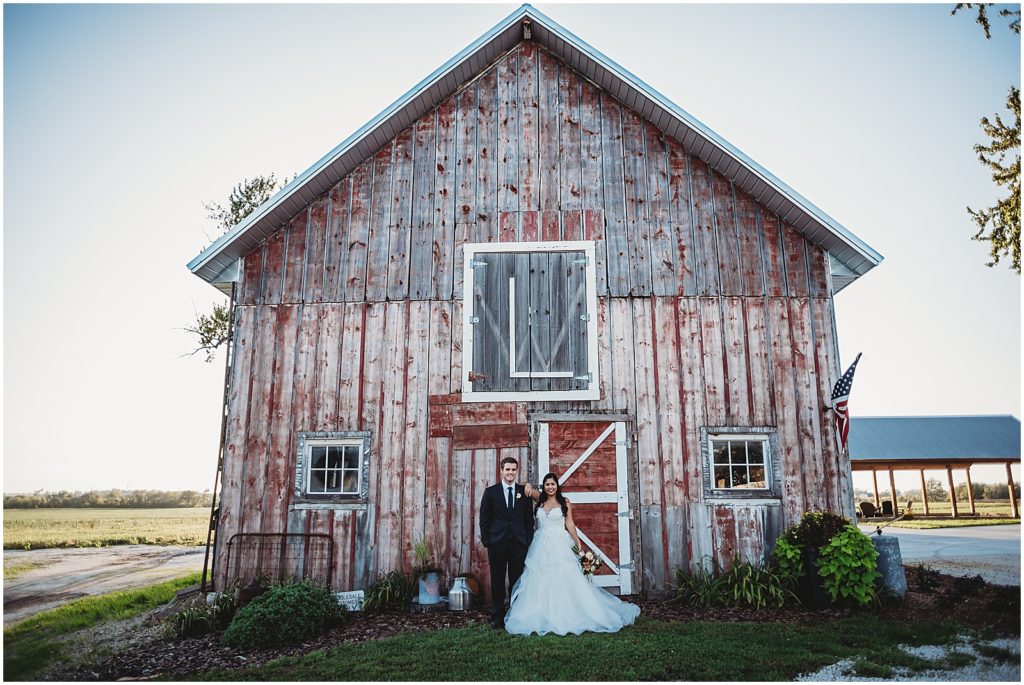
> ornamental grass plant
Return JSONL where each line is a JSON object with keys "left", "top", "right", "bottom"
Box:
{"left": 223, "top": 579, "right": 347, "bottom": 650}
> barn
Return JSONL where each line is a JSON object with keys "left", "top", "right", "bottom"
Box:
{"left": 187, "top": 4, "right": 883, "bottom": 597}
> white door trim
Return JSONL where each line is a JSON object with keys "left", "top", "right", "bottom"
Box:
{"left": 537, "top": 419, "right": 633, "bottom": 594}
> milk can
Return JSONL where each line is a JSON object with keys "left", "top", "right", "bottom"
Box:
{"left": 448, "top": 576, "right": 472, "bottom": 611}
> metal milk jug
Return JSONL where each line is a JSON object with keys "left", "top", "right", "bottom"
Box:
{"left": 448, "top": 576, "right": 472, "bottom": 611}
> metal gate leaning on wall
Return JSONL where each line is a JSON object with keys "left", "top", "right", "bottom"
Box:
{"left": 531, "top": 415, "right": 640, "bottom": 594}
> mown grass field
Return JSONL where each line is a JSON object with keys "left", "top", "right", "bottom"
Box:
{"left": 200, "top": 616, "right": 1005, "bottom": 681}
{"left": 2, "top": 508, "right": 209, "bottom": 549}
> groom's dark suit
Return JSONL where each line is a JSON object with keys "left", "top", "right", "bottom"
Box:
{"left": 479, "top": 481, "right": 535, "bottom": 625}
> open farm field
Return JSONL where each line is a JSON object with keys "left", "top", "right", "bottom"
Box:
{"left": 911, "top": 500, "right": 1018, "bottom": 516}
{"left": 3, "top": 508, "right": 209, "bottom": 549}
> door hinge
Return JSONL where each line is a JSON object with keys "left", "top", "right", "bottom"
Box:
{"left": 469, "top": 259, "right": 488, "bottom": 268}
{"left": 616, "top": 510, "right": 633, "bottom": 518}
{"left": 615, "top": 438, "right": 631, "bottom": 448}
{"left": 617, "top": 561, "right": 634, "bottom": 569}
{"left": 572, "top": 256, "right": 590, "bottom": 266}
{"left": 579, "top": 313, "right": 591, "bottom": 322}
{"left": 574, "top": 372, "right": 593, "bottom": 383}
{"left": 468, "top": 316, "right": 480, "bottom": 324}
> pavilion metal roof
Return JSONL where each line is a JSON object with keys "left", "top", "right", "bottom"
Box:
{"left": 849, "top": 416, "right": 1021, "bottom": 463}
{"left": 188, "top": 3, "right": 883, "bottom": 294}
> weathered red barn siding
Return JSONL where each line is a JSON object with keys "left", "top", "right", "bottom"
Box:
{"left": 214, "top": 42, "right": 851, "bottom": 594}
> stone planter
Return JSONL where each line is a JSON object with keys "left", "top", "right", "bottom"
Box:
{"left": 871, "top": 535, "right": 907, "bottom": 598}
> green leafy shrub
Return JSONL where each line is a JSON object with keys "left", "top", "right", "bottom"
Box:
{"left": 719, "top": 559, "right": 794, "bottom": 609}
{"left": 223, "top": 580, "right": 346, "bottom": 649}
{"left": 673, "top": 562, "right": 727, "bottom": 608}
{"left": 771, "top": 536, "right": 804, "bottom": 581}
{"left": 163, "top": 592, "right": 237, "bottom": 640}
{"left": 816, "top": 525, "right": 880, "bottom": 606}
{"left": 362, "top": 570, "right": 416, "bottom": 612}
{"left": 787, "top": 510, "right": 850, "bottom": 548}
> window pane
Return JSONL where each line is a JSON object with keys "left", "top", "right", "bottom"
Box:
{"left": 748, "top": 466, "right": 766, "bottom": 488}
{"left": 309, "top": 470, "right": 326, "bottom": 493}
{"left": 712, "top": 443, "right": 728, "bottom": 465}
{"left": 729, "top": 441, "right": 746, "bottom": 465}
{"left": 310, "top": 446, "right": 327, "bottom": 470}
{"left": 343, "top": 445, "right": 359, "bottom": 469}
{"left": 731, "top": 466, "right": 748, "bottom": 487}
{"left": 324, "top": 470, "right": 342, "bottom": 492}
{"left": 343, "top": 471, "right": 359, "bottom": 494}
{"left": 714, "top": 465, "right": 730, "bottom": 488}
{"left": 747, "top": 441, "right": 764, "bottom": 464}
{"left": 327, "top": 447, "right": 344, "bottom": 469}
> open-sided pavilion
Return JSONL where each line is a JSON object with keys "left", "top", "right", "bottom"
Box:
{"left": 849, "top": 415, "right": 1020, "bottom": 519}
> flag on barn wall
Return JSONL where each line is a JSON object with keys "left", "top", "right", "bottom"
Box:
{"left": 831, "top": 352, "right": 862, "bottom": 452}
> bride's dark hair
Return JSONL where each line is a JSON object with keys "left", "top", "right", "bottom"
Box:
{"left": 536, "top": 472, "right": 568, "bottom": 516}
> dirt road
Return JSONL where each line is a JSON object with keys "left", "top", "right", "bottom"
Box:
{"left": 3, "top": 545, "right": 205, "bottom": 626}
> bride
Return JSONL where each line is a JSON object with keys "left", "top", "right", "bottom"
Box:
{"left": 504, "top": 473, "right": 640, "bottom": 636}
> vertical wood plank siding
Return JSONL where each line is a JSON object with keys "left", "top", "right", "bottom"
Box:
{"left": 222, "top": 43, "right": 846, "bottom": 595}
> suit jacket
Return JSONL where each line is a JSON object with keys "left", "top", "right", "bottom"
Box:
{"left": 479, "top": 482, "right": 535, "bottom": 548}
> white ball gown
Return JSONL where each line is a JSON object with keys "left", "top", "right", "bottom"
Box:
{"left": 504, "top": 505, "right": 640, "bottom": 636}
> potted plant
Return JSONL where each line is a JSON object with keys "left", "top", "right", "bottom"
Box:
{"left": 412, "top": 539, "right": 443, "bottom": 605}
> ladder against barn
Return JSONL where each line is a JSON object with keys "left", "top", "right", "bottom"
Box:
{"left": 187, "top": 4, "right": 884, "bottom": 597}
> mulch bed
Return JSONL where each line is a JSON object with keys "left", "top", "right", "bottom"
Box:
{"left": 47, "top": 568, "right": 1020, "bottom": 681}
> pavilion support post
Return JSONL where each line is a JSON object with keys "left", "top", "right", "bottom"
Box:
{"left": 887, "top": 467, "right": 898, "bottom": 519}
{"left": 964, "top": 466, "right": 976, "bottom": 515}
{"left": 945, "top": 465, "right": 959, "bottom": 518}
{"left": 919, "top": 469, "right": 930, "bottom": 515}
{"left": 1007, "top": 462, "right": 1019, "bottom": 519}
{"left": 872, "top": 470, "right": 880, "bottom": 509}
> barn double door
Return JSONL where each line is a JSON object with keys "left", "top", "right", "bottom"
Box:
{"left": 536, "top": 419, "right": 636, "bottom": 594}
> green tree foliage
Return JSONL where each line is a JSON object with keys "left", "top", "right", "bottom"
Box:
{"left": 3, "top": 489, "right": 211, "bottom": 509}
{"left": 952, "top": 4, "right": 1021, "bottom": 273}
{"left": 188, "top": 174, "right": 290, "bottom": 361}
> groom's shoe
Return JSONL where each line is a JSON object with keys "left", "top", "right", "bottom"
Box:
{"left": 489, "top": 619, "right": 504, "bottom": 629}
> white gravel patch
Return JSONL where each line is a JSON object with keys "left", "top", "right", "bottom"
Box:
{"left": 795, "top": 635, "right": 1020, "bottom": 682}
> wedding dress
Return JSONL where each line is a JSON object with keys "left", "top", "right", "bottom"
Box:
{"left": 504, "top": 506, "right": 640, "bottom": 636}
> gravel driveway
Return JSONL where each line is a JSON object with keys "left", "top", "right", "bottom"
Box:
{"left": 3, "top": 545, "right": 205, "bottom": 626}
{"left": 858, "top": 524, "right": 1020, "bottom": 586}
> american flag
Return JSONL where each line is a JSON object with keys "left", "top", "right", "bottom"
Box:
{"left": 831, "top": 352, "right": 862, "bottom": 452}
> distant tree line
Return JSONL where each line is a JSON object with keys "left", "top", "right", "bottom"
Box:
{"left": 3, "top": 489, "right": 213, "bottom": 509}
{"left": 855, "top": 479, "right": 1019, "bottom": 504}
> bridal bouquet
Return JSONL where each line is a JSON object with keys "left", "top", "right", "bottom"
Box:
{"left": 571, "top": 544, "right": 603, "bottom": 580}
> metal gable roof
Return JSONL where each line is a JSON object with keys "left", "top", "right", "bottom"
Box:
{"left": 188, "top": 4, "right": 883, "bottom": 293}
{"left": 849, "top": 416, "right": 1021, "bottom": 462}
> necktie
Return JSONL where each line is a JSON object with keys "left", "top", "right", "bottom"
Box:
{"left": 507, "top": 486, "right": 513, "bottom": 510}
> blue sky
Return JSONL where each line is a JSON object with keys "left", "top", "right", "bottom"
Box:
{"left": 3, "top": 2, "right": 1020, "bottom": 493}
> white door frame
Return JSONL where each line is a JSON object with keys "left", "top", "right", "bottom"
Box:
{"left": 537, "top": 420, "right": 633, "bottom": 594}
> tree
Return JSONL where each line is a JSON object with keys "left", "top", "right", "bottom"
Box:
{"left": 187, "top": 174, "right": 289, "bottom": 361}
{"left": 952, "top": 4, "right": 1022, "bottom": 273}
{"left": 925, "top": 477, "right": 949, "bottom": 502}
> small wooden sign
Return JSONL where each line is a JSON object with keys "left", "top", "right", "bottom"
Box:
{"left": 334, "top": 590, "right": 364, "bottom": 611}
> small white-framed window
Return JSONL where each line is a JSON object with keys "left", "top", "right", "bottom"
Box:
{"left": 711, "top": 436, "right": 769, "bottom": 489}
{"left": 700, "top": 427, "right": 782, "bottom": 500}
{"left": 462, "top": 240, "right": 599, "bottom": 402}
{"left": 294, "top": 431, "right": 370, "bottom": 502}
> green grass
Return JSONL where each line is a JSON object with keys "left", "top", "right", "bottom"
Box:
{"left": 975, "top": 643, "right": 1020, "bottom": 662}
{"left": 3, "top": 558, "right": 51, "bottom": 580}
{"left": 3, "top": 572, "right": 200, "bottom": 680}
{"left": 200, "top": 615, "right": 966, "bottom": 681}
{"left": 888, "top": 517, "right": 1020, "bottom": 529}
{"left": 3, "top": 507, "right": 209, "bottom": 549}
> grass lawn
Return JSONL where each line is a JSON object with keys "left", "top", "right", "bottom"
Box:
{"left": 2, "top": 507, "right": 209, "bottom": 549}
{"left": 888, "top": 517, "right": 1020, "bottom": 529}
{"left": 199, "top": 615, "right": 983, "bottom": 681}
{"left": 2, "top": 572, "right": 200, "bottom": 680}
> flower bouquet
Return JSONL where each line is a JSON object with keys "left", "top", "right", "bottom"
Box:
{"left": 571, "top": 544, "right": 603, "bottom": 581}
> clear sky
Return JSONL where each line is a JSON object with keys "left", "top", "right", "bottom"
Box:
{"left": 3, "top": 2, "right": 1020, "bottom": 494}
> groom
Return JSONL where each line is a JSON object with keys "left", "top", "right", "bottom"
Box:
{"left": 479, "top": 456, "right": 535, "bottom": 629}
